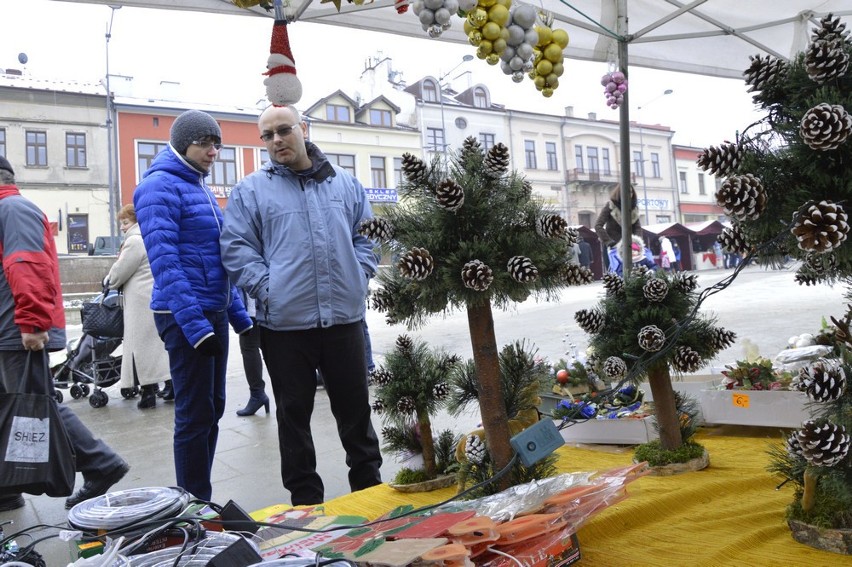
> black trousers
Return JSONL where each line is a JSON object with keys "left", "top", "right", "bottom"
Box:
{"left": 259, "top": 322, "right": 382, "bottom": 505}
{"left": 238, "top": 322, "right": 265, "bottom": 393}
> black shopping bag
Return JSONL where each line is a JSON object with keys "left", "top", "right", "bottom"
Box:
{"left": 0, "top": 352, "right": 76, "bottom": 497}
{"left": 81, "top": 285, "right": 124, "bottom": 338}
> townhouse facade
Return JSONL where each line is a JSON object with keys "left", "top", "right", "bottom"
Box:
{"left": 673, "top": 144, "right": 726, "bottom": 223}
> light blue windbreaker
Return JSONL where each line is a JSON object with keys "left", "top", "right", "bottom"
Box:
{"left": 220, "top": 142, "right": 376, "bottom": 331}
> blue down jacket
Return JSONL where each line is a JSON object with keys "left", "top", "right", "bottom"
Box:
{"left": 134, "top": 146, "right": 251, "bottom": 347}
{"left": 220, "top": 142, "right": 376, "bottom": 331}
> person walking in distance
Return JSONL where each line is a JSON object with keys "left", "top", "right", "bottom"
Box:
{"left": 134, "top": 110, "right": 253, "bottom": 501}
{"left": 0, "top": 156, "right": 128, "bottom": 511}
{"left": 220, "top": 104, "right": 382, "bottom": 505}
{"left": 235, "top": 287, "right": 269, "bottom": 416}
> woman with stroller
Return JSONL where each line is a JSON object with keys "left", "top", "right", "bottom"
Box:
{"left": 106, "top": 204, "right": 171, "bottom": 409}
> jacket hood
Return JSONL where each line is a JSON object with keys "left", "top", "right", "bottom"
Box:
{"left": 143, "top": 145, "right": 208, "bottom": 183}
{"left": 263, "top": 141, "right": 336, "bottom": 183}
{"left": 0, "top": 185, "right": 20, "bottom": 199}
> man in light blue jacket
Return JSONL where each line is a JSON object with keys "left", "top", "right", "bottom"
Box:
{"left": 220, "top": 105, "right": 381, "bottom": 505}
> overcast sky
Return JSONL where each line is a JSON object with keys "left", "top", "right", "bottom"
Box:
{"left": 4, "top": 0, "right": 765, "bottom": 148}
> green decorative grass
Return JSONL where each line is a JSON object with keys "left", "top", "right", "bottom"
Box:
{"left": 634, "top": 440, "right": 706, "bottom": 467}
{"left": 391, "top": 467, "right": 432, "bottom": 485}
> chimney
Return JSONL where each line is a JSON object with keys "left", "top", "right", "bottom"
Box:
{"left": 588, "top": 112, "right": 597, "bottom": 121}
{"left": 564, "top": 106, "right": 574, "bottom": 117}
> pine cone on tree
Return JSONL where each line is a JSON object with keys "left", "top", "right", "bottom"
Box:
{"left": 794, "top": 360, "right": 847, "bottom": 402}
{"left": 521, "top": 180, "right": 533, "bottom": 198}
{"left": 371, "top": 399, "right": 385, "bottom": 414}
{"left": 791, "top": 200, "right": 850, "bottom": 252}
{"left": 559, "top": 264, "right": 594, "bottom": 285}
{"left": 396, "top": 396, "right": 417, "bottom": 415}
{"left": 435, "top": 179, "right": 465, "bottom": 212}
{"left": 602, "top": 273, "right": 625, "bottom": 295}
{"left": 484, "top": 143, "right": 510, "bottom": 177}
{"left": 637, "top": 325, "right": 666, "bottom": 352}
{"left": 799, "top": 103, "right": 852, "bottom": 151}
{"left": 397, "top": 247, "right": 435, "bottom": 280}
{"left": 575, "top": 309, "right": 604, "bottom": 334}
{"left": 370, "top": 287, "right": 394, "bottom": 312}
{"left": 401, "top": 152, "right": 428, "bottom": 183}
{"left": 370, "top": 368, "right": 394, "bottom": 387}
{"left": 718, "top": 223, "right": 751, "bottom": 256}
{"left": 811, "top": 13, "right": 850, "bottom": 43}
{"left": 536, "top": 214, "right": 569, "bottom": 239}
{"left": 461, "top": 260, "right": 494, "bottom": 291}
{"left": 460, "top": 136, "right": 483, "bottom": 163}
{"left": 432, "top": 382, "right": 450, "bottom": 400}
{"left": 743, "top": 55, "right": 789, "bottom": 104}
{"left": 358, "top": 217, "right": 394, "bottom": 243}
{"left": 805, "top": 38, "right": 850, "bottom": 84}
{"left": 712, "top": 328, "right": 737, "bottom": 350}
{"left": 670, "top": 272, "right": 699, "bottom": 293}
{"left": 464, "top": 434, "right": 488, "bottom": 464}
{"left": 643, "top": 278, "right": 669, "bottom": 302}
{"left": 631, "top": 265, "right": 652, "bottom": 278}
{"left": 603, "top": 356, "right": 627, "bottom": 379}
{"left": 565, "top": 227, "right": 580, "bottom": 246}
{"left": 715, "top": 174, "right": 767, "bottom": 221}
{"left": 673, "top": 346, "right": 702, "bottom": 373}
{"left": 794, "top": 267, "right": 821, "bottom": 287}
{"left": 507, "top": 256, "right": 539, "bottom": 283}
{"left": 796, "top": 420, "right": 850, "bottom": 467}
{"left": 786, "top": 432, "right": 803, "bottom": 458}
{"left": 795, "top": 252, "right": 839, "bottom": 286}
{"left": 396, "top": 334, "right": 414, "bottom": 354}
{"left": 696, "top": 142, "right": 743, "bottom": 176}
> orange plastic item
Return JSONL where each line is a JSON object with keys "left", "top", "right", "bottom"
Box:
{"left": 445, "top": 515, "right": 500, "bottom": 546}
{"left": 495, "top": 512, "right": 567, "bottom": 545}
{"left": 542, "top": 483, "right": 605, "bottom": 508}
{"left": 420, "top": 542, "right": 471, "bottom": 562}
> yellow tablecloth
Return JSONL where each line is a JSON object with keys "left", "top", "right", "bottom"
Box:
{"left": 308, "top": 426, "right": 844, "bottom": 566}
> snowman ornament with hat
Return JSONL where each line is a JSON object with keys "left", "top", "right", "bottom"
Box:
{"left": 263, "top": 19, "right": 302, "bottom": 106}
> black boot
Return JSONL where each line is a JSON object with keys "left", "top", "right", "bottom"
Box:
{"left": 236, "top": 390, "right": 270, "bottom": 416}
{"left": 158, "top": 380, "right": 174, "bottom": 401}
{"left": 137, "top": 384, "right": 157, "bottom": 409}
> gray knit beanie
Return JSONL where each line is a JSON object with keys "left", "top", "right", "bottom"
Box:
{"left": 0, "top": 156, "right": 13, "bottom": 175}
{"left": 170, "top": 110, "right": 222, "bottom": 155}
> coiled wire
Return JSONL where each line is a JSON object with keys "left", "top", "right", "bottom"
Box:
{"left": 67, "top": 487, "right": 191, "bottom": 533}
{"left": 121, "top": 532, "right": 259, "bottom": 566}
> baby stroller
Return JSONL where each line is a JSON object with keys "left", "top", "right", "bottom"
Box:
{"left": 51, "top": 291, "right": 125, "bottom": 408}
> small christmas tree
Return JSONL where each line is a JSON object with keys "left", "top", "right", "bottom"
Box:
{"left": 371, "top": 334, "right": 460, "bottom": 482}
{"left": 366, "top": 138, "right": 592, "bottom": 485}
{"left": 576, "top": 270, "right": 735, "bottom": 457}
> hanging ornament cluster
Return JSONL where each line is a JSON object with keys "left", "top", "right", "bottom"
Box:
{"left": 263, "top": 19, "right": 303, "bottom": 106}
{"left": 460, "top": 0, "right": 511, "bottom": 64}
{"left": 529, "top": 16, "right": 568, "bottom": 97}
{"left": 497, "top": 4, "right": 538, "bottom": 83}
{"left": 601, "top": 70, "right": 627, "bottom": 109}
{"left": 790, "top": 200, "right": 850, "bottom": 252}
{"left": 412, "top": 0, "right": 460, "bottom": 38}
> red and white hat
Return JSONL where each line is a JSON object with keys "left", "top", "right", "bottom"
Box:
{"left": 263, "top": 19, "right": 302, "bottom": 106}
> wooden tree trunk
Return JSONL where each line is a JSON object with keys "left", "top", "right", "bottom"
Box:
{"left": 647, "top": 365, "right": 683, "bottom": 451}
{"left": 416, "top": 409, "right": 437, "bottom": 479}
{"left": 467, "top": 302, "right": 513, "bottom": 489}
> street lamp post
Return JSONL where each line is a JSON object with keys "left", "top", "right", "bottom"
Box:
{"left": 104, "top": 5, "right": 121, "bottom": 244}
{"left": 636, "top": 89, "right": 673, "bottom": 225}
{"left": 437, "top": 55, "right": 473, "bottom": 155}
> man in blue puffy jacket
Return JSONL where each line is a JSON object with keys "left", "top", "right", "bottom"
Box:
{"left": 220, "top": 105, "right": 382, "bottom": 505}
{"left": 134, "top": 109, "right": 252, "bottom": 501}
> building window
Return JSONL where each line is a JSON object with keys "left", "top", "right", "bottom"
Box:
{"left": 426, "top": 127, "right": 445, "bottom": 152}
{"left": 679, "top": 171, "right": 688, "bottom": 194}
{"left": 326, "top": 153, "right": 356, "bottom": 176}
{"left": 602, "top": 148, "right": 611, "bottom": 175}
{"left": 137, "top": 142, "right": 167, "bottom": 181}
{"left": 66, "top": 132, "right": 87, "bottom": 168}
{"left": 371, "top": 156, "right": 386, "bottom": 188}
{"left": 26, "top": 130, "right": 47, "bottom": 167}
{"left": 423, "top": 80, "right": 439, "bottom": 102}
{"left": 650, "top": 152, "right": 661, "bottom": 177}
{"left": 393, "top": 157, "right": 403, "bottom": 187}
{"left": 370, "top": 109, "right": 392, "bottom": 127}
{"left": 326, "top": 104, "right": 350, "bottom": 122}
{"left": 715, "top": 176, "right": 722, "bottom": 191}
{"left": 211, "top": 147, "right": 237, "bottom": 188}
{"left": 473, "top": 87, "right": 488, "bottom": 108}
{"left": 479, "top": 133, "right": 494, "bottom": 151}
{"left": 632, "top": 150, "right": 644, "bottom": 177}
{"left": 0, "top": 128, "right": 6, "bottom": 158}
{"left": 698, "top": 173, "right": 706, "bottom": 195}
{"left": 578, "top": 212, "right": 593, "bottom": 228}
{"left": 524, "top": 140, "right": 537, "bottom": 169}
{"left": 259, "top": 148, "right": 270, "bottom": 165}
{"left": 575, "top": 145, "right": 583, "bottom": 172}
{"left": 587, "top": 147, "right": 599, "bottom": 174}
{"left": 545, "top": 142, "right": 557, "bottom": 170}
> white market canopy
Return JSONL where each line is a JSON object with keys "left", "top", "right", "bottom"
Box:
{"left": 54, "top": 0, "right": 851, "bottom": 79}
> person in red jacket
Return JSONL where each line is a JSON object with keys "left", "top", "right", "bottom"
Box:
{"left": 0, "top": 156, "right": 128, "bottom": 511}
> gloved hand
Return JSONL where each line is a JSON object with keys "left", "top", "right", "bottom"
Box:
{"left": 196, "top": 336, "right": 224, "bottom": 357}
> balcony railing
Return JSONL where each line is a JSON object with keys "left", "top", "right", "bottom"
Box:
{"left": 566, "top": 169, "right": 636, "bottom": 183}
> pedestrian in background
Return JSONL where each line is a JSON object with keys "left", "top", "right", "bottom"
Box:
{"left": 577, "top": 237, "right": 592, "bottom": 269}
{"left": 235, "top": 287, "right": 269, "bottom": 417}
{"left": 0, "top": 156, "right": 128, "bottom": 511}
{"left": 134, "top": 110, "right": 252, "bottom": 501}
{"left": 594, "top": 184, "right": 643, "bottom": 276}
{"left": 105, "top": 204, "right": 171, "bottom": 410}
{"left": 221, "top": 104, "right": 382, "bottom": 506}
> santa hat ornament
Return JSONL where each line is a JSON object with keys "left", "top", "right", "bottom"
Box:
{"left": 263, "top": 19, "right": 302, "bottom": 106}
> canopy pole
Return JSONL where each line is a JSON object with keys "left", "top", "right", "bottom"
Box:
{"left": 617, "top": 0, "right": 633, "bottom": 275}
